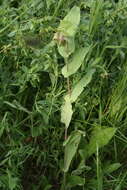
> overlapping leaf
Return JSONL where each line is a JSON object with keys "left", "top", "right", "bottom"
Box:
{"left": 63, "top": 130, "right": 84, "bottom": 172}
{"left": 70, "top": 68, "right": 96, "bottom": 103}
{"left": 62, "top": 47, "right": 90, "bottom": 78}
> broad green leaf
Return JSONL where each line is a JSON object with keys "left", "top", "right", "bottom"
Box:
{"left": 67, "top": 175, "right": 85, "bottom": 187}
{"left": 63, "top": 130, "right": 83, "bottom": 172}
{"left": 61, "top": 95, "right": 73, "bottom": 129}
{"left": 70, "top": 68, "right": 95, "bottom": 103}
{"left": 62, "top": 47, "right": 90, "bottom": 77}
{"left": 56, "top": 6, "right": 80, "bottom": 58}
{"left": 104, "top": 163, "right": 121, "bottom": 174}
{"left": 58, "top": 6, "right": 80, "bottom": 37}
{"left": 87, "top": 126, "right": 116, "bottom": 158}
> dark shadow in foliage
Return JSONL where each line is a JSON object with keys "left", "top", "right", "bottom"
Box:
{"left": 10, "top": 0, "right": 21, "bottom": 8}
{"left": 22, "top": 156, "right": 43, "bottom": 190}
{"left": 114, "top": 0, "right": 119, "bottom": 2}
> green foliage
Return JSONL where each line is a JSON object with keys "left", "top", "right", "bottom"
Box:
{"left": 56, "top": 6, "right": 80, "bottom": 58}
{"left": 67, "top": 175, "right": 85, "bottom": 188}
{"left": 58, "top": 6, "right": 80, "bottom": 37}
{"left": 61, "top": 95, "right": 73, "bottom": 129}
{"left": 62, "top": 47, "right": 90, "bottom": 78}
{"left": 70, "top": 68, "right": 96, "bottom": 103}
{"left": 104, "top": 163, "right": 121, "bottom": 174}
{"left": 85, "top": 126, "right": 116, "bottom": 158}
{"left": 63, "top": 130, "right": 85, "bottom": 172}
{"left": 1, "top": 0, "right": 127, "bottom": 189}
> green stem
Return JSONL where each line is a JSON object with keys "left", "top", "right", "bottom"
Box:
{"left": 65, "top": 128, "right": 67, "bottom": 140}
{"left": 65, "top": 58, "right": 71, "bottom": 97}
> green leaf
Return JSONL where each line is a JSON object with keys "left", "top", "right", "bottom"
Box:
{"left": 56, "top": 6, "right": 80, "bottom": 58}
{"left": 67, "top": 175, "right": 85, "bottom": 187}
{"left": 61, "top": 95, "right": 73, "bottom": 129}
{"left": 4, "top": 100, "right": 31, "bottom": 114}
{"left": 58, "top": 6, "right": 80, "bottom": 37}
{"left": 63, "top": 130, "right": 83, "bottom": 172}
{"left": 86, "top": 126, "right": 116, "bottom": 158}
{"left": 70, "top": 68, "right": 95, "bottom": 103}
{"left": 104, "top": 163, "right": 121, "bottom": 174}
{"left": 62, "top": 47, "right": 90, "bottom": 78}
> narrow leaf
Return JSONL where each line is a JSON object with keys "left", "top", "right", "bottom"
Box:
{"left": 70, "top": 68, "right": 95, "bottom": 103}
{"left": 104, "top": 163, "right": 121, "bottom": 174}
{"left": 63, "top": 130, "right": 82, "bottom": 172}
{"left": 4, "top": 100, "right": 31, "bottom": 114}
{"left": 62, "top": 47, "right": 90, "bottom": 78}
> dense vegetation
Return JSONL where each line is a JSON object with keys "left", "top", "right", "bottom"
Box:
{"left": 1, "top": 0, "right": 127, "bottom": 189}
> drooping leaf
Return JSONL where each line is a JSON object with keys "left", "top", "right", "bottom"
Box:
{"left": 62, "top": 47, "right": 90, "bottom": 78}
{"left": 61, "top": 95, "right": 73, "bottom": 129}
{"left": 86, "top": 126, "right": 116, "bottom": 158}
{"left": 70, "top": 68, "right": 95, "bottom": 103}
{"left": 63, "top": 130, "right": 84, "bottom": 172}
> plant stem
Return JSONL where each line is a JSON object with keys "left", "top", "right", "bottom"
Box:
{"left": 65, "top": 128, "right": 67, "bottom": 140}
{"left": 65, "top": 58, "right": 71, "bottom": 97}
{"left": 67, "top": 77, "right": 71, "bottom": 97}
